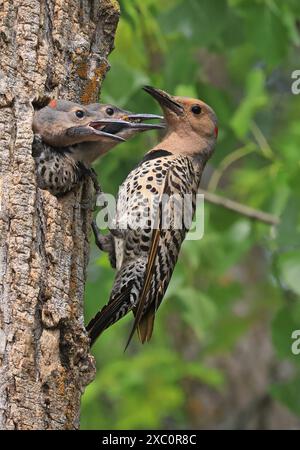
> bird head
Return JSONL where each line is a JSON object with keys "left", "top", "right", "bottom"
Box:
{"left": 87, "top": 103, "right": 164, "bottom": 141}
{"left": 32, "top": 100, "right": 128, "bottom": 147}
{"left": 143, "top": 86, "right": 218, "bottom": 158}
{"left": 33, "top": 99, "right": 164, "bottom": 149}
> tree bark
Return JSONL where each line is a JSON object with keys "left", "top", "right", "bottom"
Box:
{"left": 0, "top": 0, "right": 119, "bottom": 430}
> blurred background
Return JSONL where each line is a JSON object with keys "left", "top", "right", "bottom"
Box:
{"left": 81, "top": 0, "right": 300, "bottom": 429}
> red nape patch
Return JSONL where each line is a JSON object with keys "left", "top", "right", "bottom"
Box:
{"left": 48, "top": 99, "right": 57, "bottom": 109}
{"left": 214, "top": 126, "right": 218, "bottom": 138}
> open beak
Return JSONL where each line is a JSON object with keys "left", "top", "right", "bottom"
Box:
{"left": 66, "top": 113, "right": 165, "bottom": 144}
{"left": 66, "top": 120, "right": 130, "bottom": 142}
{"left": 143, "top": 86, "right": 184, "bottom": 116}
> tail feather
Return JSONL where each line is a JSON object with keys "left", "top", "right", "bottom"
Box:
{"left": 137, "top": 307, "right": 155, "bottom": 343}
{"left": 124, "top": 229, "right": 160, "bottom": 350}
{"left": 87, "top": 286, "right": 132, "bottom": 346}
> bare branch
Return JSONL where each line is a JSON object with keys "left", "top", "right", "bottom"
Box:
{"left": 199, "top": 189, "right": 280, "bottom": 226}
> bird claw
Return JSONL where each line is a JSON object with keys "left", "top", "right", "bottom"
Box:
{"left": 109, "top": 227, "right": 124, "bottom": 239}
{"left": 92, "top": 220, "right": 116, "bottom": 267}
{"left": 80, "top": 198, "right": 96, "bottom": 211}
{"left": 79, "top": 168, "right": 102, "bottom": 211}
{"left": 92, "top": 219, "right": 106, "bottom": 250}
{"left": 92, "top": 220, "right": 112, "bottom": 250}
{"left": 88, "top": 168, "right": 102, "bottom": 196}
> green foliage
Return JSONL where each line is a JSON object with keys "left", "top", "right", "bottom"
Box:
{"left": 270, "top": 378, "right": 300, "bottom": 416}
{"left": 81, "top": 0, "right": 300, "bottom": 429}
{"left": 230, "top": 69, "right": 268, "bottom": 138}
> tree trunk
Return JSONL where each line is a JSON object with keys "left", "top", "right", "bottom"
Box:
{"left": 0, "top": 0, "right": 119, "bottom": 430}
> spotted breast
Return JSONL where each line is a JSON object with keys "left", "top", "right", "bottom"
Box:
{"left": 87, "top": 150, "right": 202, "bottom": 347}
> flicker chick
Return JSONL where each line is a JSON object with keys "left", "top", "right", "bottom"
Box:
{"left": 32, "top": 99, "right": 163, "bottom": 196}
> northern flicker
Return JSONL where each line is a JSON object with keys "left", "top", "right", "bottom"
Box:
{"left": 32, "top": 99, "right": 163, "bottom": 196}
{"left": 87, "top": 86, "right": 218, "bottom": 347}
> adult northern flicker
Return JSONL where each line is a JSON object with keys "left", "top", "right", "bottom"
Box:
{"left": 87, "top": 86, "right": 218, "bottom": 347}
{"left": 32, "top": 99, "right": 163, "bottom": 196}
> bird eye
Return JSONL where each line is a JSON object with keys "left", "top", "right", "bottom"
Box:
{"left": 75, "top": 110, "right": 85, "bottom": 118}
{"left": 191, "top": 105, "right": 202, "bottom": 115}
{"left": 106, "top": 107, "right": 114, "bottom": 116}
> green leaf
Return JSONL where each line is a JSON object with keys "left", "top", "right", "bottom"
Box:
{"left": 101, "top": 60, "right": 150, "bottom": 106}
{"left": 270, "top": 378, "right": 300, "bottom": 416}
{"left": 277, "top": 196, "right": 300, "bottom": 248}
{"left": 177, "top": 288, "right": 217, "bottom": 340}
{"left": 278, "top": 252, "right": 300, "bottom": 296}
{"left": 159, "top": 0, "right": 229, "bottom": 46}
{"left": 184, "top": 363, "right": 226, "bottom": 389}
{"left": 231, "top": 69, "right": 268, "bottom": 138}
{"left": 174, "top": 84, "right": 198, "bottom": 98}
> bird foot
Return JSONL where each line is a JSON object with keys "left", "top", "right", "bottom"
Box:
{"left": 80, "top": 198, "right": 97, "bottom": 211}
{"left": 88, "top": 168, "right": 102, "bottom": 197}
{"left": 79, "top": 168, "right": 102, "bottom": 211}
{"left": 91, "top": 219, "right": 116, "bottom": 268}
{"left": 92, "top": 219, "right": 110, "bottom": 251}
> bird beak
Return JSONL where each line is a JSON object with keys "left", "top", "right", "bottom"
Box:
{"left": 90, "top": 118, "right": 165, "bottom": 135}
{"left": 126, "top": 113, "right": 164, "bottom": 121}
{"left": 66, "top": 120, "right": 132, "bottom": 143}
{"left": 125, "top": 113, "right": 165, "bottom": 131}
{"left": 121, "top": 121, "right": 165, "bottom": 131}
{"left": 143, "top": 86, "right": 184, "bottom": 116}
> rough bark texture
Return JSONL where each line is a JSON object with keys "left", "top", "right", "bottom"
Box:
{"left": 0, "top": 0, "right": 119, "bottom": 430}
